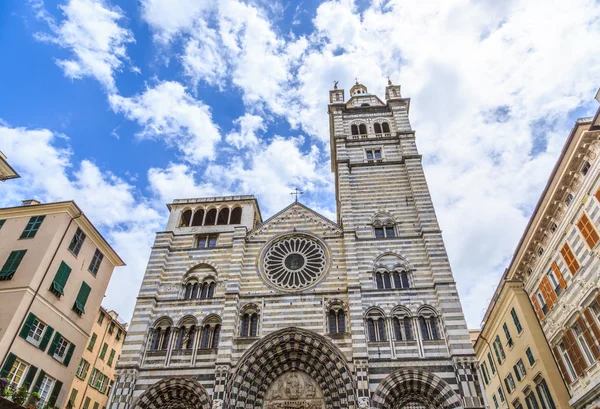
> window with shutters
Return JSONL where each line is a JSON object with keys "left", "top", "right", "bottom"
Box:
{"left": 107, "top": 349, "right": 116, "bottom": 366}
{"left": 547, "top": 267, "right": 562, "bottom": 297}
{"left": 73, "top": 282, "right": 91, "bottom": 316}
{"left": 54, "top": 336, "right": 70, "bottom": 362}
{"left": 487, "top": 352, "right": 496, "bottom": 374}
{"left": 560, "top": 243, "right": 580, "bottom": 275}
{"left": 504, "top": 373, "right": 515, "bottom": 393}
{"left": 68, "top": 228, "right": 86, "bottom": 256}
{"left": 26, "top": 317, "right": 47, "bottom": 347}
{"left": 492, "top": 394, "right": 499, "bottom": 409}
{"left": 50, "top": 261, "right": 72, "bottom": 297}
{"left": 116, "top": 328, "right": 122, "bottom": 341}
{"left": 68, "top": 389, "right": 78, "bottom": 408}
{"left": 20, "top": 215, "right": 45, "bottom": 239}
{"left": 591, "top": 302, "right": 600, "bottom": 328}
{"left": 83, "top": 397, "right": 91, "bottom": 409}
{"left": 535, "top": 379, "right": 556, "bottom": 409}
{"left": 99, "top": 343, "right": 108, "bottom": 360}
{"left": 503, "top": 322, "right": 514, "bottom": 347}
{"left": 38, "top": 375, "right": 54, "bottom": 406}
{"left": 573, "top": 324, "right": 595, "bottom": 366}
{"left": 493, "top": 335, "right": 506, "bottom": 363}
{"left": 536, "top": 291, "right": 548, "bottom": 315}
{"left": 558, "top": 342, "right": 578, "bottom": 381}
{"left": 98, "top": 311, "right": 105, "bottom": 325}
{"left": 0, "top": 249, "right": 27, "bottom": 280}
{"left": 109, "top": 322, "right": 115, "bottom": 334}
{"left": 526, "top": 347, "right": 536, "bottom": 366}
{"left": 514, "top": 358, "right": 527, "bottom": 381}
{"left": 88, "top": 333, "right": 97, "bottom": 351}
{"left": 76, "top": 359, "right": 90, "bottom": 379}
{"left": 481, "top": 362, "right": 490, "bottom": 385}
{"left": 88, "top": 249, "right": 104, "bottom": 276}
{"left": 511, "top": 308, "right": 523, "bottom": 334}
{"left": 577, "top": 213, "right": 600, "bottom": 249}
{"left": 498, "top": 386, "right": 505, "bottom": 403}
{"left": 6, "top": 358, "right": 28, "bottom": 390}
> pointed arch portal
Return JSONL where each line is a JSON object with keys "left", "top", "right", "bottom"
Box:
{"left": 132, "top": 377, "right": 212, "bottom": 409}
{"left": 225, "top": 327, "right": 357, "bottom": 409}
{"left": 371, "top": 369, "right": 462, "bottom": 409}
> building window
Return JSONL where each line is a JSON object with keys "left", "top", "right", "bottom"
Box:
{"left": 328, "top": 305, "right": 346, "bottom": 334}
{"left": 38, "top": 375, "right": 54, "bottom": 407}
{"left": 536, "top": 379, "right": 556, "bottom": 409}
{"left": 525, "top": 391, "right": 541, "bottom": 409}
{"left": 536, "top": 291, "right": 548, "bottom": 315}
{"left": 117, "top": 329, "right": 122, "bottom": 341}
{"left": 514, "top": 358, "right": 527, "bottom": 381}
{"left": 572, "top": 324, "right": 595, "bottom": 366}
{"left": 392, "top": 315, "right": 413, "bottom": 341}
{"left": 76, "top": 359, "right": 90, "bottom": 379}
{"left": 180, "top": 209, "right": 192, "bottom": 227}
{"left": 88, "top": 333, "right": 97, "bottom": 351}
{"left": 547, "top": 267, "right": 562, "bottom": 297}
{"left": 581, "top": 161, "right": 591, "bottom": 176}
{"left": 88, "top": 250, "right": 104, "bottom": 276}
{"left": 6, "top": 358, "right": 27, "bottom": 390}
{"left": 492, "top": 394, "right": 499, "bottom": 409}
{"left": 53, "top": 335, "right": 71, "bottom": 363}
{"left": 577, "top": 213, "right": 600, "bottom": 249}
{"left": 557, "top": 342, "right": 578, "bottom": 382}
{"left": 526, "top": 347, "right": 536, "bottom": 366}
{"left": 374, "top": 226, "right": 395, "bottom": 239}
{"left": 26, "top": 317, "right": 47, "bottom": 347}
{"left": 0, "top": 220, "right": 5, "bottom": 229}
{"left": 20, "top": 215, "right": 45, "bottom": 239}
{"left": 73, "top": 282, "right": 92, "bottom": 316}
{"left": 511, "top": 308, "right": 523, "bottom": 334}
{"left": 199, "top": 280, "right": 216, "bottom": 299}
{"left": 68, "top": 389, "right": 78, "bottom": 408}
{"left": 419, "top": 311, "right": 440, "bottom": 341}
{"left": 481, "top": 362, "right": 490, "bottom": 385}
{"left": 240, "top": 306, "right": 260, "bottom": 337}
{"left": 537, "top": 246, "right": 544, "bottom": 256}
{"left": 50, "top": 261, "right": 72, "bottom": 297}
{"left": 504, "top": 373, "right": 515, "bottom": 393}
{"left": 498, "top": 386, "right": 505, "bottom": 404}
{"left": 99, "top": 343, "right": 108, "bottom": 360}
{"left": 493, "top": 335, "right": 506, "bottom": 363}
{"left": 68, "top": 228, "right": 87, "bottom": 256}
{"left": 98, "top": 312, "right": 105, "bottom": 325}
{"left": 0, "top": 249, "right": 27, "bottom": 280}
{"left": 109, "top": 322, "right": 115, "bottom": 334}
{"left": 560, "top": 243, "right": 580, "bottom": 275}
{"left": 200, "top": 318, "right": 221, "bottom": 349}
{"left": 549, "top": 222, "right": 558, "bottom": 233}
{"left": 565, "top": 193, "right": 574, "bottom": 206}
{"left": 366, "top": 149, "right": 382, "bottom": 161}
{"left": 366, "top": 313, "right": 387, "bottom": 342}
{"left": 503, "top": 323, "right": 513, "bottom": 347}
{"left": 487, "top": 352, "right": 496, "bottom": 375}
{"left": 196, "top": 234, "right": 218, "bottom": 249}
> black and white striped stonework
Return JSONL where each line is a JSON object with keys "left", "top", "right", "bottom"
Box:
{"left": 110, "top": 83, "right": 485, "bottom": 409}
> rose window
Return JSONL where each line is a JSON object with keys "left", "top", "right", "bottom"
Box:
{"left": 262, "top": 235, "right": 327, "bottom": 291}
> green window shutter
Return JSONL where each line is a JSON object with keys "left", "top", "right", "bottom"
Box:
{"left": 93, "top": 402, "right": 99, "bottom": 409}
{"left": 48, "top": 332, "right": 61, "bottom": 356}
{"left": 88, "top": 333, "right": 97, "bottom": 351}
{"left": 0, "top": 352, "right": 16, "bottom": 378}
{"left": 32, "top": 370, "right": 46, "bottom": 393}
{"left": 64, "top": 343, "right": 76, "bottom": 366}
{"left": 73, "top": 282, "right": 91, "bottom": 315}
{"left": 19, "top": 312, "right": 37, "bottom": 339}
{"left": 83, "top": 397, "right": 91, "bottom": 409}
{"left": 39, "top": 325, "right": 54, "bottom": 351}
{"left": 22, "top": 365, "right": 38, "bottom": 389}
{"left": 20, "top": 216, "right": 45, "bottom": 239}
{"left": 83, "top": 361, "right": 90, "bottom": 379}
{"left": 0, "top": 250, "right": 27, "bottom": 280}
{"left": 107, "top": 349, "right": 115, "bottom": 366}
{"left": 0, "top": 220, "right": 5, "bottom": 229}
{"left": 99, "top": 343, "right": 108, "bottom": 360}
{"left": 48, "top": 380, "right": 63, "bottom": 406}
{"left": 50, "top": 261, "right": 72, "bottom": 296}
{"left": 69, "top": 389, "right": 78, "bottom": 405}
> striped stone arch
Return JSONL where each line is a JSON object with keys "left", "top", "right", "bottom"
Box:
{"left": 372, "top": 369, "right": 462, "bottom": 409}
{"left": 224, "top": 327, "right": 357, "bottom": 409}
{"left": 132, "top": 377, "right": 212, "bottom": 409}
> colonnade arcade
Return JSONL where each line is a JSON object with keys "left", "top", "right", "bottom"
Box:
{"left": 131, "top": 328, "right": 462, "bottom": 409}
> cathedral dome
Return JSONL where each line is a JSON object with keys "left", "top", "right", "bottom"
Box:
{"left": 350, "top": 81, "right": 369, "bottom": 96}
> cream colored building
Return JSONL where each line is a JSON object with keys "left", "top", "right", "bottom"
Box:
{"left": 0, "top": 151, "right": 20, "bottom": 182}
{"left": 474, "top": 280, "right": 571, "bottom": 409}
{"left": 0, "top": 200, "right": 124, "bottom": 409}
{"left": 67, "top": 307, "right": 127, "bottom": 409}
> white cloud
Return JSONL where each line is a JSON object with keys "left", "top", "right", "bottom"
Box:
{"left": 225, "top": 114, "right": 266, "bottom": 149}
{"left": 0, "top": 121, "right": 163, "bottom": 321}
{"left": 147, "top": 163, "right": 220, "bottom": 204}
{"left": 140, "top": 0, "right": 215, "bottom": 42}
{"left": 109, "top": 81, "right": 221, "bottom": 162}
{"left": 34, "top": 0, "right": 135, "bottom": 91}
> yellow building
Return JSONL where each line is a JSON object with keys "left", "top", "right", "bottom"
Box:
{"left": 0, "top": 200, "right": 124, "bottom": 409}
{"left": 66, "top": 307, "right": 126, "bottom": 409}
{"left": 474, "top": 280, "right": 571, "bottom": 409}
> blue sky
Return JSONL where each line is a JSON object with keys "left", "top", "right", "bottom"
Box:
{"left": 1, "top": 0, "right": 600, "bottom": 328}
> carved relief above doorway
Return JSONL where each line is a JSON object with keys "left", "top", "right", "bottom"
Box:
{"left": 264, "top": 371, "right": 325, "bottom": 409}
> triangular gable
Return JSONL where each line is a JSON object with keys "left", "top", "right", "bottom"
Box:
{"left": 345, "top": 94, "right": 387, "bottom": 109}
{"left": 248, "top": 201, "right": 341, "bottom": 239}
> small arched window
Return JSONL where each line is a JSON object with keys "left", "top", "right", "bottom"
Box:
{"left": 240, "top": 305, "right": 260, "bottom": 337}
{"left": 161, "top": 327, "right": 171, "bottom": 350}
{"left": 186, "top": 325, "right": 196, "bottom": 349}
{"left": 392, "top": 270, "right": 410, "bottom": 289}
{"left": 392, "top": 311, "right": 414, "bottom": 341}
{"left": 191, "top": 282, "right": 199, "bottom": 299}
{"left": 328, "top": 304, "right": 346, "bottom": 334}
{"left": 375, "top": 271, "right": 393, "bottom": 289}
{"left": 359, "top": 124, "right": 367, "bottom": 135}
{"left": 217, "top": 208, "right": 229, "bottom": 225}
{"left": 211, "top": 325, "right": 220, "bottom": 348}
{"left": 180, "top": 210, "right": 192, "bottom": 227}
{"left": 382, "top": 122, "right": 390, "bottom": 133}
{"left": 383, "top": 272, "right": 392, "bottom": 289}
{"left": 199, "top": 279, "right": 215, "bottom": 299}
{"left": 351, "top": 125, "right": 359, "bottom": 135}
{"left": 204, "top": 208, "right": 217, "bottom": 225}
{"left": 175, "top": 326, "right": 186, "bottom": 349}
{"left": 372, "top": 213, "right": 396, "bottom": 239}
{"left": 374, "top": 123, "right": 382, "bottom": 134}
{"left": 151, "top": 328, "right": 161, "bottom": 350}
{"left": 200, "top": 282, "right": 208, "bottom": 299}
{"left": 184, "top": 283, "right": 193, "bottom": 299}
{"left": 230, "top": 207, "right": 242, "bottom": 224}
{"left": 419, "top": 310, "right": 440, "bottom": 341}
{"left": 376, "top": 272, "right": 383, "bottom": 289}
{"left": 191, "top": 209, "right": 204, "bottom": 226}
{"left": 199, "top": 317, "right": 221, "bottom": 349}
{"left": 366, "top": 311, "right": 387, "bottom": 342}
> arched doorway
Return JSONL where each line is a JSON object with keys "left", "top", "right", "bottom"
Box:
{"left": 371, "top": 369, "right": 462, "bottom": 409}
{"left": 132, "top": 377, "right": 212, "bottom": 409}
{"left": 225, "top": 327, "right": 357, "bottom": 409}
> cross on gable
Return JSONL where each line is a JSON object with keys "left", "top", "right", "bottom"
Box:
{"left": 290, "top": 188, "right": 304, "bottom": 202}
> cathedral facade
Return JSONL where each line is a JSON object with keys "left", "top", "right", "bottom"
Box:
{"left": 109, "top": 82, "right": 485, "bottom": 409}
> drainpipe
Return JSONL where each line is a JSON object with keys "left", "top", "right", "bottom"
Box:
{"left": 78, "top": 314, "right": 111, "bottom": 409}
